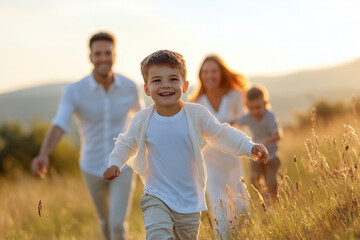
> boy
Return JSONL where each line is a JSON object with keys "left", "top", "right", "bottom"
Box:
{"left": 103, "top": 50, "right": 268, "bottom": 240}
{"left": 236, "top": 86, "right": 282, "bottom": 203}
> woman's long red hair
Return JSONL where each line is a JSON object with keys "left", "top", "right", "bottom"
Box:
{"left": 190, "top": 55, "right": 249, "bottom": 101}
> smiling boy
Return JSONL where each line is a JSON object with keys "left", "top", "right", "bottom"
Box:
{"left": 103, "top": 50, "right": 268, "bottom": 239}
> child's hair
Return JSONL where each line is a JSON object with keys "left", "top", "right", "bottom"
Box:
{"left": 89, "top": 31, "right": 115, "bottom": 50}
{"left": 247, "top": 85, "right": 271, "bottom": 108}
{"left": 190, "top": 54, "right": 249, "bottom": 101}
{"left": 246, "top": 85, "right": 269, "bottom": 101}
{"left": 140, "top": 50, "right": 187, "bottom": 83}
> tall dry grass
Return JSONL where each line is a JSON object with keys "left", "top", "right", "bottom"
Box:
{"left": 2, "top": 107, "right": 360, "bottom": 239}
{"left": 0, "top": 173, "right": 145, "bottom": 240}
{"left": 198, "top": 111, "right": 360, "bottom": 239}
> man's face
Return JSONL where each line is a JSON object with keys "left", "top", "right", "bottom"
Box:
{"left": 90, "top": 40, "right": 115, "bottom": 77}
{"left": 247, "top": 98, "right": 267, "bottom": 120}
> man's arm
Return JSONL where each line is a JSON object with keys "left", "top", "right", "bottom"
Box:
{"left": 31, "top": 125, "right": 64, "bottom": 178}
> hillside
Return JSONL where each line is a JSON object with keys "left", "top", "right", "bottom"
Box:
{"left": 0, "top": 58, "right": 359, "bottom": 126}
{"left": 250, "top": 58, "right": 360, "bottom": 122}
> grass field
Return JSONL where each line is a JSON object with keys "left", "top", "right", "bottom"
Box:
{"left": 1, "top": 115, "right": 360, "bottom": 239}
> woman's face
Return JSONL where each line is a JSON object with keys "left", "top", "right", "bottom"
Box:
{"left": 200, "top": 60, "right": 222, "bottom": 90}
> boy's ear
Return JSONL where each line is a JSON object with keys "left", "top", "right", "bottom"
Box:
{"left": 144, "top": 84, "right": 151, "bottom": 96}
{"left": 182, "top": 81, "right": 189, "bottom": 94}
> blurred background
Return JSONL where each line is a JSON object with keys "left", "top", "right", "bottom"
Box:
{"left": 1, "top": 1, "right": 360, "bottom": 238}
{"left": 1, "top": 0, "right": 360, "bottom": 124}
{"left": 1, "top": 0, "right": 360, "bottom": 175}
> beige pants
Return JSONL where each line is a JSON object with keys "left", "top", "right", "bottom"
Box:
{"left": 140, "top": 193, "right": 201, "bottom": 240}
{"left": 82, "top": 169, "right": 136, "bottom": 240}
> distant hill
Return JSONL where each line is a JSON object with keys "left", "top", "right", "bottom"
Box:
{"left": 250, "top": 58, "right": 360, "bottom": 122}
{"left": 1, "top": 58, "right": 359, "bottom": 127}
{"left": 0, "top": 83, "right": 67, "bottom": 125}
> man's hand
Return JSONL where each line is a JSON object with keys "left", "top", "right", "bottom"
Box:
{"left": 103, "top": 165, "right": 121, "bottom": 180}
{"left": 31, "top": 155, "right": 49, "bottom": 178}
{"left": 251, "top": 144, "right": 269, "bottom": 164}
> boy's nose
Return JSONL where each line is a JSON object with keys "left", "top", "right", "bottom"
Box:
{"left": 161, "top": 82, "right": 171, "bottom": 88}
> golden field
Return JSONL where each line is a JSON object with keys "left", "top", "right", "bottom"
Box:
{"left": 1, "top": 109, "right": 360, "bottom": 239}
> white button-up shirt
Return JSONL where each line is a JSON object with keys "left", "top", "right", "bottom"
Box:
{"left": 53, "top": 73, "right": 142, "bottom": 176}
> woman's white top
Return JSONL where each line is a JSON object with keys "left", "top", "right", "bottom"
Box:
{"left": 197, "top": 89, "right": 246, "bottom": 169}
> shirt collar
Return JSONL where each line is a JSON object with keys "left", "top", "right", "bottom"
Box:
{"left": 88, "top": 72, "right": 122, "bottom": 91}
{"left": 88, "top": 74, "right": 99, "bottom": 90}
{"left": 113, "top": 74, "right": 122, "bottom": 88}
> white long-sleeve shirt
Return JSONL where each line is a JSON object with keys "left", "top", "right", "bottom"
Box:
{"left": 144, "top": 109, "right": 206, "bottom": 213}
{"left": 108, "top": 102, "right": 255, "bottom": 192}
{"left": 52, "top": 73, "right": 142, "bottom": 176}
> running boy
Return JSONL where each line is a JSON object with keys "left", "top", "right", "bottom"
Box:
{"left": 103, "top": 50, "right": 268, "bottom": 240}
{"left": 236, "top": 86, "right": 282, "bottom": 203}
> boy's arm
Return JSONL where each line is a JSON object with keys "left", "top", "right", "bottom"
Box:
{"left": 103, "top": 123, "right": 138, "bottom": 180}
{"left": 259, "top": 112, "right": 282, "bottom": 145}
{"left": 200, "top": 107, "right": 267, "bottom": 162}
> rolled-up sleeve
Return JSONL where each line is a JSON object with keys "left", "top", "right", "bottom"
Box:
{"left": 52, "top": 85, "right": 76, "bottom": 132}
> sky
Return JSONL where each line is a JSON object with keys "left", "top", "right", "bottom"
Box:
{"left": 0, "top": 0, "right": 359, "bottom": 94}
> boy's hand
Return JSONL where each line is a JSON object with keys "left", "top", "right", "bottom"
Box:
{"left": 103, "top": 165, "right": 121, "bottom": 180}
{"left": 251, "top": 144, "right": 269, "bottom": 164}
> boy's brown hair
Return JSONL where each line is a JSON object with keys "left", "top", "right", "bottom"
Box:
{"left": 89, "top": 32, "right": 115, "bottom": 50}
{"left": 247, "top": 85, "right": 269, "bottom": 102}
{"left": 140, "top": 50, "right": 187, "bottom": 83}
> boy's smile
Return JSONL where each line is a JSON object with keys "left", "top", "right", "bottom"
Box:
{"left": 144, "top": 65, "right": 189, "bottom": 116}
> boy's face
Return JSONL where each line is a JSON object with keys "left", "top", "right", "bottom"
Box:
{"left": 144, "top": 65, "right": 189, "bottom": 116}
{"left": 247, "top": 97, "right": 267, "bottom": 120}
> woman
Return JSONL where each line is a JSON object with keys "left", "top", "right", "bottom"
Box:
{"left": 190, "top": 55, "right": 250, "bottom": 238}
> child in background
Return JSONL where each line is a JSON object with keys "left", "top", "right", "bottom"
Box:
{"left": 236, "top": 86, "right": 282, "bottom": 204}
{"left": 103, "top": 50, "right": 268, "bottom": 240}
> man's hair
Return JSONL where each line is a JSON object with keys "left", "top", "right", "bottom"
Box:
{"left": 89, "top": 32, "right": 115, "bottom": 50}
{"left": 140, "top": 50, "right": 187, "bottom": 83}
{"left": 246, "top": 85, "right": 269, "bottom": 102}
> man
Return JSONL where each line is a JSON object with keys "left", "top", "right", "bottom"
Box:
{"left": 31, "top": 32, "right": 142, "bottom": 240}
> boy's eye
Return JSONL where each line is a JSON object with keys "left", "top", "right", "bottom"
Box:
{"left": 152, "top": 79, "right": 160, "bottom": 83}
{"left": 170, "top": 78, "right": 179, "bottom": 81}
